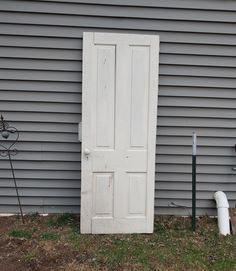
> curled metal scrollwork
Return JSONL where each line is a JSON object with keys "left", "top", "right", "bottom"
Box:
{"left": 0, "top": 128, "right": 19, "bottom": 157}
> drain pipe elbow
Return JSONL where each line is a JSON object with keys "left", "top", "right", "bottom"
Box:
{"left": 214, "top": 191, "right": 230, "bottom": 236}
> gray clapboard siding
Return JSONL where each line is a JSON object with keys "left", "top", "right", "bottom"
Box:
{"left": 159, "top": 108, "right": 236, "bottom": 119}
{"left": 0, "top": 154, "right": 81, "bottom": 162}
{"left": 0, "top": 170, "right": 80, "bottom": 179}
{"left": 158, "top": 146, "right": 235, "bottom": 156}
{"left": 159, "top": 76, "right": 236, "bottom": 89}
{"left": 0, "top": 91, "right": 81, "bottom": 103}
{"left": 0, "top": 123, "right": 77, "bottom": 133}
{"left": 157, "top": 127, "right": 236, "bottom": 138}
{"left": 157, "top": 155, "right": 236, "bottom": 166}
{"left": 157, "top": 182, "right": 236, "bottom": 191}
{"left": 0, "top": 102, "right": 81, "bottom": 113}
{"left": 156, "top": 191, "right": 236, "bottom": 200}
{"left": 0, "top": 0, "right": 236, "bottom": 215}
{"left": 0, "top": 196, "right": 80, "bottom": 205}
{"left": 15, "top": 142, "right": 81, "bottom": 152}
{"left": 1, "top": 1, "right": 236, "bottom": 22}
{"left": 0, "top": 188, "right": 80, "bottom": 197}
{"left": 0, "top": 179, "right": 81, "bottom": 188}
{"left": 0, "top": 47, "right": 81, "bottom": 60}
{"left": 0, "top": 81, "right": 81, "bottom": 92}
{"left": 1, "top": 12, "right": 236, "bottom": 35}
{"left": 156, "top": 164, "right": 234, "bottom": 175}
{"left": 159, "top": 96, "right": 236, "bottom": 108}
{"left": 157, "top": 136, "right": 236, "bottom": 147}
{"left": 2, "top": 24, "right": 236, "bottom": 46}
{"left": 2, "top": 112, "right": 81, "bottom": 124}
{"left": 0, "top": 70, "right": 81, "bottom": 82}
{"left": 160, "top": 55, "right": 236, "bottom": 67}
{"left": 157, "top": 173, "right": 236, "bottom": 184}
{"left": 3, "top": 56, "right": 236, "bottom": 71}
{"left": 6, "top": 132, "right": 79, "bottom": 143}
{"left": 159, "top": 88, "right": 236, "bottom": 99}
{"left": 37, "top": 0, "right": 236, "bottom": 11}
{"left": 158, "top": 117, "right": 236, "bottom": 128}
{"left": 0, "top": 206, "right": 80, "bottom": 214}
{"left": 0, "top": 35, "right": 82, "bottom": 49}
{"left": 0, "top": 59, "right": 82, "bottom": 70}
{"left": 3, "top": 65, "right": 236, "bottom": 79}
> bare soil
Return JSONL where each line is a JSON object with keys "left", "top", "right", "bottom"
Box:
{"left": 0, "top": 215, "right": 94, "bottom": 271}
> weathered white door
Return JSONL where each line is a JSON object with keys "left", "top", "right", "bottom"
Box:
{"left": 81, "top": 32, "right": 159, "bottom": 234}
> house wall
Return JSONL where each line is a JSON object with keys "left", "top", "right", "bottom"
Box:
{"left": 0, "top": 0, "right": 236, "bottom": 215}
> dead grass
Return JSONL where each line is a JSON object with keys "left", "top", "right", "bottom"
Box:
{"left": 0, "top": 214, "right": 235, "bottom": 270}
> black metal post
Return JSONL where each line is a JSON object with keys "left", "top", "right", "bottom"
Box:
{"left": 7, "top": 150, "right": 24, "bottom": 223}
{"left": 192, "top": 132, "right": 197, "bottom": 231}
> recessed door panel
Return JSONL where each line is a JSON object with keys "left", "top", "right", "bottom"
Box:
{"left": 93, "top": 173, "right": 114, "bottom": 217}
{"left": 130, "top": 46, "right": 149, "bottom": 148}
{"left": 95, "top": 46, "right": 116, "bottom": 149}
{"left": 128, "top": 173, "right": 147, "bottom": 216}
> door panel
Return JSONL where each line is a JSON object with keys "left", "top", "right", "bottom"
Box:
{"left": 81, "top": 32, "right": 159, "bottom": 234}
{"left": 95, "top": 45, "right": 115, "bottom": 149}
{"left": 130, "top": 46, "right": 149, "bottom": 148}
{"left": 93, "top": 172, "right": 114, "bottom": 217}
{"left": 128, "top": 173, "right": 147, "bottom": 216}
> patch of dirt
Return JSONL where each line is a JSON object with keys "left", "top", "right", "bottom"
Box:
{"left": 0, "top": 215, "right": 89, "bottom": 271}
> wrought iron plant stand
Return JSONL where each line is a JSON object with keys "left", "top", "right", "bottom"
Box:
{"left": 0, "top": 115, "right": 24, "bottom": 223}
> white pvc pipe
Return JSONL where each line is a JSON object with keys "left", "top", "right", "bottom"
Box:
{"left": 214, "top": 191, "right": 230, "bottom": 235}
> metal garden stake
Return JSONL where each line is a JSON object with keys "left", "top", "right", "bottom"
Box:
{"left": 192, "top": 132, "right": 197, "bottom": 231}
{"left": 0, "top": 115, "right": 24, "bottom": 223}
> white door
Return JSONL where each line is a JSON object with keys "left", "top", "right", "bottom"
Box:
{"left": 81, "top": 32, "right": 159, "bottom": 234}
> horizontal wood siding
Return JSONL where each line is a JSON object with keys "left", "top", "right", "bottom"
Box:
{"left": 0, "top": 0, "right": 236, "bottom": 215}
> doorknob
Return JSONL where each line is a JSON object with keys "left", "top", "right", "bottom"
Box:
{"left": 84, "top": 148, "right": 91, "bottom": 156}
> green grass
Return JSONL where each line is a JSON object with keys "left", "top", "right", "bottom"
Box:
{"left": 8, "top": 228, "right": 35, "bottom": 239}
{"left": 5, "top": 215, "right": 236, "bottom": 270}
{"left": 24, "top": 251, "right": 36, "bottom": 262}
{"left": 64, "top": 216, "right": 236, "bottom": 270}
{"left": 47, "top": 213, "right": 76, "bottom": 227}
{"left": 39, "top": 232, "right": 60, "bottom": 241}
